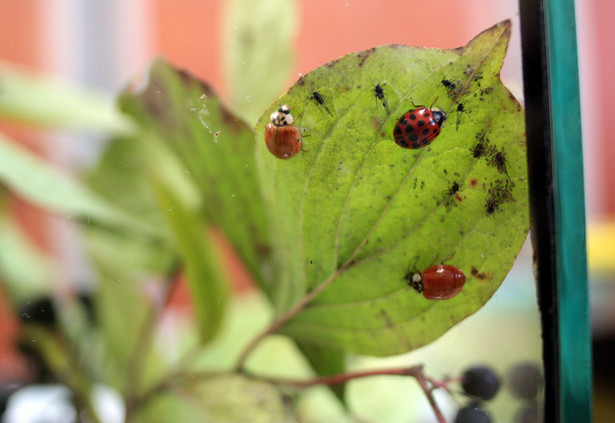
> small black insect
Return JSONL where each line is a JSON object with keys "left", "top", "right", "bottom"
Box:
{"left": 311, "top": 91, "right": 333, "bottom": 117}
{"left": 442, "top": 79, "right": 456, "bottom": 90}
{"left": 440, "top": 181, "right": 462, "bottom": 211}
{"left": 448, "top": 181, "right": 460, "bottom": 195}
{"left": 471, "top": 131, "right": 489, "bottom": 159}
{"left": 484, "top": 180, "right": 515, "bottom": 215}
{"left": 455, "top": 103, "right": 465, "bottom": 130}
{"left": 488, "top": 148, "right": 510, "bottom": 178}
{"left": 372, "top": 82, "right": 390, "bottom": 114}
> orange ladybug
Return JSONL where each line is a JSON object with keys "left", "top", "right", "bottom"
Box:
{"left": 265, "top": 104, "right": 302, "bottom": 159}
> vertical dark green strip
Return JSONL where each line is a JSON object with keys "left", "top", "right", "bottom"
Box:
{"left": 520, "top": 0, "right": 592, "bottom": 421}
{"left": 544, "top": 1, "right": 592, "bottom": 421}
{"left": 519, "top": 1, "right": 559, "bottom": 420}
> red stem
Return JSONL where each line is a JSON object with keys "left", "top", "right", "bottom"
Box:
{"left": 252, "top": 365, "right": 449, "bottom": 423}
{"left": 415, "top": 370, "right": 448, "bottom": 423}
{"left": 256, "top": 365, "right": 424, "bottom": 387}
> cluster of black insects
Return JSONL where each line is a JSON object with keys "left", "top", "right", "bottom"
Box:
{"left": 306, "top": 75, "right": 515, "bottom": 218}
{"left": 270, "top": 65, "right": 516, "bottom": 219}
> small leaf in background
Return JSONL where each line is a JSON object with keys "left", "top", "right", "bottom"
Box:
{"left": 134, "top": 375, "right": 298, "bottom": 423}
{"left": 119, "top": 60, "right": 273, "bottom": 298}
{"left": 94, "top": 267, "right": 151, "bottom": 391}
{"left": 84, "top": 136, "right": 177, "bottom": 278}
{"left": 0, "top": 132, "right": 156, "bottom": 236}
{"left": 187, "top": 375, "right": 297, "bottom": 423}
{"left": 222, "top": 0, "right": 298, "bottom": 125}
{"left": 0, "top": 62, "right": 134, "bottom": 135}
{"left": 156, "top": 182, "right": 229, "bottom": 345}
{"left": 254, "top": 21, "right": 529, "bottom": 356}
{"left": 296, "top": 341, "right": 347, "bottom": 404}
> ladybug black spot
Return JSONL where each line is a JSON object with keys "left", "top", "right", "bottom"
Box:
{"left": 412, "top": 141, "right": 421, "bottom": 148}
{"left": 400, "top": 118, "right": 407, "bottom": 126}
{"left": 421, "top": 138, "right": 429, "bottom": 145}
{"left": 400, "top": 139, "right": 409, "bottom": 148}
{"left": 409, "top": 114, "right": 417, "bottom": 120}
{"left": 394, "top": 126, "right": 402, "bottom": 135}
{"left": 433, "top": 128, "right": 438, "bottom": 134}
{"left": 409, "top": 133, "right": 419, "bottom": 142}
{"left": 422, "top": 129, "right": 429, "bottom": 135}
{"left": 417, "top": 120, "right": 425, "bottom": 127}
{"left": 405, "top": 124, "right": 413, "bottom": 133}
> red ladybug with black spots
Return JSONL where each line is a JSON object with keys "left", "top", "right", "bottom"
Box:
{"left": 393, "top": 104, "right": 447, "bottom": 149}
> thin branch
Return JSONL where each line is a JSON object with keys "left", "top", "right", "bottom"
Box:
{"left": 234, "top": 265, "right": 347, "bottom": 371}
{"left": 415, "top": 369, "right": 448, "bottom": 423}
{"left": 124, "top": 263, "right": 181, "bottom": 420}
{"left": 251, "top": 365, "right": 424, "bottom": 387}
{"left": 251, "top": 365, "right": 448, "bottom": 423}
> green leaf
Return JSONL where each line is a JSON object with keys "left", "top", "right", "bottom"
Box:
{"left": 134, "top": 375, "right": 298, "bottom": 423}
{"left": 119, "top": 60, "right": 273, "bottom": 297}
{"left": 83, "top": 227, "right": 175, "bottom": 279}
{"left": 0, "top": 132, "right": 156, "bottom": 235}
{"left": 0, "top": 62, "right": 134, "bottom": 134}
{"left": 86, "top": 136, "right": 169, "bottom": 226}
{"left": 255, "top": 21, "right": 529, "bottom": 355}
{"left": 156, "top": 181, "right": 229, "bottom": 344}
{"left": 184, "top": 374, "right": 297, "bottom": 423}
{"left": 223, "top": 0, "right": 298, "bottom": 125}
{"left": 95, "top": 268, "right": 150, "bottom": 390}
{"left": 296, "top": 341, "right": 347, "bottom": 404}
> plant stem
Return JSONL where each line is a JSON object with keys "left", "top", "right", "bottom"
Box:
{"left": 254, "top": 365, "right": 424, "bottom": 387}
{"left": 416, "top": 369, "right": 448, "bottom": 423}
{"left": 251, "top": 365, "right": 448, "bottom": 423}
{"left": 124, "top": 263, "right": 180, "bottom": 421}
{"left": 234, "top": 266, "right": 347, "bottom": 371}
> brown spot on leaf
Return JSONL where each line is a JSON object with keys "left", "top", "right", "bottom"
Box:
{"left": 357, "top": 48, "right": 376, "bottom": 67}
{"left": 469, "top": 178, "right": 478, "bottom": 187}
{"left": 378, "top": 309, "right": 395, "bottom": 327}
{"left": 471, "top": 266, "right": 493, "bottom": 280}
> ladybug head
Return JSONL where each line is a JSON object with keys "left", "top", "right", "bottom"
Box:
{"left": 270, "top": 105, "right": 294, "bottom": 127}
{"left": 407, "top": 272, "right": 424, "bottom": 293}
{"left": 430, "top": 107, "right": 447, "bottom": 127}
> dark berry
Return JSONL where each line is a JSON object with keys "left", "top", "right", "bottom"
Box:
{"left": 515, "top": 402, "right": 539, "bottom": 423}
{"left": 508, "top": 362, "right": 543, "bottom": 400}
{"left": 18, "top": 297, "right": 57, "bottom": 327}
{"left": 454, "top": 404, "right": 492, "bottom": 423}
{"left": 462, "top": 366, "right": 501, "bottom": 400}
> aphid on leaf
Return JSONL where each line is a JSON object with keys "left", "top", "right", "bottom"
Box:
{"left": 455, "top": 103, "right": 466, "bottom": 130}
{"left": 311, "top": 91, "right": 333, "bottom": 117}
{"left": 372, "top": 82, "right": 390, "bottom": 114}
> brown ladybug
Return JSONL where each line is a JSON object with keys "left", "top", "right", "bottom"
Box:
{"left": 407, "top": 264, "right": 466, "bottom": 300}
{"left": 265, "top": 104, "right": 302, "bottom": 159}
